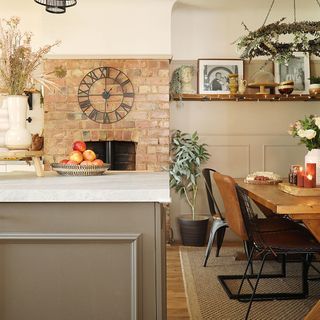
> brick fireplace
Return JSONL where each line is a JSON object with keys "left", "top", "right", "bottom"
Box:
{"left": 43, "top": 59, "right": 170, "bottom": 171}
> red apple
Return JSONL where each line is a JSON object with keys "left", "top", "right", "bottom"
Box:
{"left": 67, "top": 160, "right": 78, "bottom": 165}
{"left": 73, "top": 140, "right": 86, "bottom": 152}
{"left": 80, "top": 160, "right": 93, "bottom": 166}
{"left": 83, "top": 149, "right": 96, "bottom": 161}
{"left": 69, "top": 150, "right": 83, "bottom": 164}
{"left": 59, "top": 159, "right": 69, "bottom": 164}
{"left": 92, "top": 159, "right": 104, "bottom": 166}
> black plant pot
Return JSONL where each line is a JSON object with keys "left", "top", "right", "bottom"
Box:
{"left": 179, "top": 214, "right": 209, "bottom": 246}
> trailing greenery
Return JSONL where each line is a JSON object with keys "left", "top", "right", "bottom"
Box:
{"left": 235, "top": 18, "right": 320, "bottom": 63}
{"left": 169, "top": 130, "right": 210, "bottom": 219}
{"left": 170, "top": 65, "right": 194, "bottom": 98}
{"left": 309, "top": 76, "right": 320, "bottom": 84}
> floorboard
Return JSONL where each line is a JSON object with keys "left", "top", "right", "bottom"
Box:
{"left": 167, "top": 245, "right": 190, "bottom": 319}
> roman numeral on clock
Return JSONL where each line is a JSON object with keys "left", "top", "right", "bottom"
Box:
{"left": 87, "top": 71, "right": 100, "bottom": 82}
{"left": 100, "top": 67, "right": 109, "bottom": 78}
{"left": 88, "top": 109, "right": 99, "bottom": 121}
{"left": 103, "top": 112, "right": 110, "bottom": 124}
{"left": 78, "top": 88, "right": 90, "bottom": 97}
{"left": 123, "top": 92, "right": 134, "bottom": 98}
{"left": 79, "top": 100, "right": 92, "bottom": 112}
{"left": 115, "top": 111, "right": 122, "bottom": 121}
{"left": 120, "top": 79, "right": 130, "bottom": 87}
{"left": 120, "top": 103, "right": 132, "bottom": 113}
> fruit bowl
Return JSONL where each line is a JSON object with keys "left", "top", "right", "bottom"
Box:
{"left": 51, "top": 163, "right": 110, "bottom": 176}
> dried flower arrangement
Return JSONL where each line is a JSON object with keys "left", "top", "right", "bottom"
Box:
{"left": 0, "top": 16, "right": 66, "bottom": 95}
{"left": 235, "top": 18, "right": 320, "bottom": 64}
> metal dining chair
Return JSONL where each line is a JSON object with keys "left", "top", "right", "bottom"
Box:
{"left": 235, "top": 185, "right": 320, "bottom": 320}
{"left": 202, "top": 168, "right": 228, "bottom": 266}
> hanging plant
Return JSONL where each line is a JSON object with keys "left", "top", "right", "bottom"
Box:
{"left": 235, "top": 18, "right": 320, "bottom": 63}
{"left": 170, "top": 65, "right": 194, "bottom": 99}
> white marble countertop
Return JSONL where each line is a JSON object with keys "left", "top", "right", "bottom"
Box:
{"left": 0, "top": 171, "right": 170, "bottom": 203}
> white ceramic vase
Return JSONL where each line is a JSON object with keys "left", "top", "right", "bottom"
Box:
{"left": 0, "top": 98, "right": 9, "bottom": 149}
{"left": 5, "top": 95, "right": 32, "bottom": 150}
{"left": 305, "top": 149, "right": 320, "bottom": 186}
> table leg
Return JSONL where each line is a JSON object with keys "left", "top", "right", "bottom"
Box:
{"left": 32, "top": 156, "right": 44, "bottom": 177}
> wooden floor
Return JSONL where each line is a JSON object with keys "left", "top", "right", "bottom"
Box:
{"left": 167, "top": 245, "right": 190, "bottom": 320}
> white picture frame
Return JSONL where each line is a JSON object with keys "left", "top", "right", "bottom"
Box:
{"left": 198, "top": 59, "right": 244, "bottom": 94}
{"left": 274, "top": 52, "right": 310, "bottom": 94}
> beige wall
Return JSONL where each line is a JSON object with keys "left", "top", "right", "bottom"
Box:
{"left": 170, "top": 1, "right": 320, "bottom": 241}
{"left": 1, "top": 0, "right": 175, "bottom": 56}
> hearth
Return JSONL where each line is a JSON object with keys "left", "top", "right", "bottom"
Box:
{"left": 86, "top": 141, "right": 136, "bottom": 171}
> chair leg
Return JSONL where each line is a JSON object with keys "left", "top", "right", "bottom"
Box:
{"left": 243, "top": 241, "right": 254, "bottom": 275}
{"left": 244, "top": 252, "right": 268, "bottom": 320}
{"left": 237, "top": 246, "right": 255, "bottom": 297}
{"left": 216, "top": 226, "right": 227, "bottom": 257}
{"left": 203, "top": 219, "right": 228, "bottom": 267}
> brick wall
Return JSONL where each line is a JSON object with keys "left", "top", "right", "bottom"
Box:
{"left": 43, "top": 59, "right": 170, "bottom": 171}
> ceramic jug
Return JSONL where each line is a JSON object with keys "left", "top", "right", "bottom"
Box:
{"left": 228, "top": 74, "right": 238, "bottom": 94}
{"left": 238, "top": 79, "right": 247, "bottom": 95}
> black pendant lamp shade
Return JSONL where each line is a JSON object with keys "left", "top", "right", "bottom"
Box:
{"left": 34, "top": 0, "right": 77, "bottom": 14}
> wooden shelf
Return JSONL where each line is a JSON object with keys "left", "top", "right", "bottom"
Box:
{"left": 0, "top": 150, "right": 44, "bottom": 177}
{"left": 172, "top": 93, "right": 320, "bottom": 102}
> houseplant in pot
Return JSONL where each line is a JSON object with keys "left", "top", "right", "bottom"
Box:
{"left": 309, "top": 77, "right": 320, "bottom": 95}
{"left": 169, "top": 130, "right": 210, "bottom": 246}
{"left": 0, "top": 17, "right": 64, "bottom": 149}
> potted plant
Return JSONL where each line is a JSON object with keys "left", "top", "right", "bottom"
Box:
{"left": 169, "top": 130, "right": 210, "bottom": 246}
{"left": 170, "top": 65, "right": 195, "bottom": 100}
{"left": 0, "top": 17, "right": 65, "bottom": 150}
{"left": 309, "top": 77, "right": 320, "bottom": 95}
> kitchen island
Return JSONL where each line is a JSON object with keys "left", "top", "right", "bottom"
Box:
{"left": 0, "top": 171, "right": 170, "bottom": 320}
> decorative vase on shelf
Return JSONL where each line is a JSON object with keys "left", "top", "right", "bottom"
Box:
{"left": 305, "top": 149, "right": 320, "bottom": 186}
{"left": 5, "top": 95, "right": 32, "bottom": 150}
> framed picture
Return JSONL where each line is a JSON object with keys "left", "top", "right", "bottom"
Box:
{"left": 274, "top": 52, "right": 310, "bottom": 94}
{"left": 198, "top": 59, "right": 244, "bottom": 94}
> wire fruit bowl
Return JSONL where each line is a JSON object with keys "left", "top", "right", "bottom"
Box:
{"left": 51, "top": 163, "right": 110, "bottom": 176}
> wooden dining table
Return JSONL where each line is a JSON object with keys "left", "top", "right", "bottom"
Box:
{"left": 236, "top": 179, "right": 320, "bottom": 320}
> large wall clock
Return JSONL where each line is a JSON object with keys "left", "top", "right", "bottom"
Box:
{"left": 78, "top": 67, "right": 135, "bottom": 124}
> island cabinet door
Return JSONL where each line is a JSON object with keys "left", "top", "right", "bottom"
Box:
{"left": 0, "top": 202, "right": 166, "bottom": 320}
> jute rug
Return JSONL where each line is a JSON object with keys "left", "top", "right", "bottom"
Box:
{"left": 180, "top": 246, "right": 320, "bottom": 320}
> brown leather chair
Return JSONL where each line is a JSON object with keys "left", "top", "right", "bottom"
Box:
{"left": 236, "top": 185, "right": 320, "bottom": 320}
{"left": 211, "top": 172, "right": 307, "bottom": 262}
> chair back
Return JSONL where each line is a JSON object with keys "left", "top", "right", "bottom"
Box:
{"left": 235, "top": 185, "right": 259, "bottom": 242}
{"left": 202, "top": 168, "right": 223, "bottom": 219}
{"left": 213, "top": 172, "right": 248, "bottom": 240}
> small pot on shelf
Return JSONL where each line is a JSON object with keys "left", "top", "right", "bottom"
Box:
{"left": 309, "top": 83, "right": 320, "bottom": 95}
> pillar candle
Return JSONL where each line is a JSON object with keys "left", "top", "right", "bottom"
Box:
{"left": 304, "top": 174, "right": 314, "bottom": 188}
{"left": 297, "top": 168, "right": 305, "bottom": 187}
{"left": 306, "top": 163, "right": 316, "bottom": 187}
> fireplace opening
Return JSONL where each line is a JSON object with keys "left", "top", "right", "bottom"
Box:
{"left": 85, "top": 141, "right": 136, "bottom": 171}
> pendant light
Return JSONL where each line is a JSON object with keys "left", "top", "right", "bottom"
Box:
{"left": 34, "top": 0, "right": 77, "bottom": 14}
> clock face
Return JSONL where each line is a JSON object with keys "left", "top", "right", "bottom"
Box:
{"left": 78, "top": 67, "right": 134, "bottom": 124}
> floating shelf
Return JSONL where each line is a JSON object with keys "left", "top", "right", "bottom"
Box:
{"left": 172, "top": 93, "right": 320, "bottom": 102}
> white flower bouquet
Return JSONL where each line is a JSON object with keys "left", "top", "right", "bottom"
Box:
{"left": 288, "top": 115, "right": 320, "bottom": 151}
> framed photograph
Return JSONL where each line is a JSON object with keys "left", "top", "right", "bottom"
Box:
{"left": 198, "top": 59, "right": 244, "bottom": 94}
{"left": 274, "top": 52, "right": 310, "bottom": 94}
